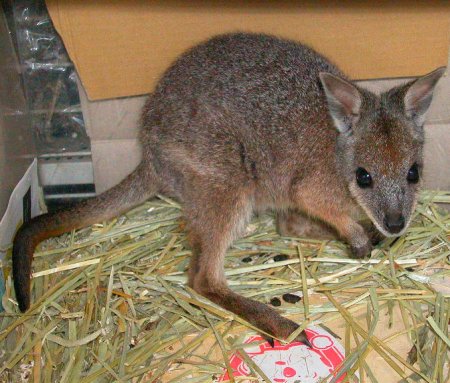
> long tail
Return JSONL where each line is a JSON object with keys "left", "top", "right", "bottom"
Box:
{"left": 13, "top": 161, "right": 159, "bottom": 312}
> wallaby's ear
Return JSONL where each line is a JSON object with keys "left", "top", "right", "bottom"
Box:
{"left": 404, "top": 67, "right": 446, "bottom": 127}
{"left": 319, "top": 72, "right": 362, "bottom": 134}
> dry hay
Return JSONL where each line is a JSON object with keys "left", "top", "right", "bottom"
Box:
{"left": 0, "top": 191, "right": 449, "bottom": 382}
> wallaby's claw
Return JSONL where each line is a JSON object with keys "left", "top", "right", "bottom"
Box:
{"left": 296, "top": 330, "right": 312, "bottom": 348}
{"left": 263, "top": 330, "right": 311, "bottom": 348}
{"left": 264, "top": 336, "right": 275, "bottom": 348}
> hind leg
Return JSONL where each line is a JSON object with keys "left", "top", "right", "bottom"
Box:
{"left": 185, "top": 184, "right": 309, "bottom": 344}
{"left": 276, "top": 209, "right": 338, "bottom": 239}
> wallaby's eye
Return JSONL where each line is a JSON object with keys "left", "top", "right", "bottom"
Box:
{"left": 356, "top": 167, "right": 372, "bottom": 188}
{"left": 407, "top": 163, "right": 419, "bottom": 184}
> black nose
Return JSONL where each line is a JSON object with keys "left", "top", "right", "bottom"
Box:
{"left": 384, "top": 214, "right": 405, "bottom": 234}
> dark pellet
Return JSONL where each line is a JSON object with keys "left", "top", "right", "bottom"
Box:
{"left": 282, "top": 293, "right": 301, "bottom": 304}
{"left": 274, "top": 254, "right": 288, "bottom": 262}
{"left": 242, "top": 256, "right": 252, "bottom": 263}
{"left": 270, "top": 297, "right": 281, "bottom": 307}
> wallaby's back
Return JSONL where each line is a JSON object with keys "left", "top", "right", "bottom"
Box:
{"left": 141, "top": 33, "right": 344, "bottom": 200}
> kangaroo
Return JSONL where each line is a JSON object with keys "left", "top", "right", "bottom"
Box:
{"left": 13, "top": 33, "right": 445, "bottom": 346}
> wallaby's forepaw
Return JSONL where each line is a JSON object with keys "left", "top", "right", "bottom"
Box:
{"left": 368, "top": 231, "right": 385, "bottom": 246}
{"left": 349, "top": 240, "right": 372, "bottom": 259}
{"left": 367, "top": 227, "right": 385, "bottom": 246}
{"left": 360, "top": 221, "right": 385, "bottom": 246}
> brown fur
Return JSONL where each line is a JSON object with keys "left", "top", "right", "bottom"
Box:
{"left": 12, "top": 33, "right": 445, "bottom": 344}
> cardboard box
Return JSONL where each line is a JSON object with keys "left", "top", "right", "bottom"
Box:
{"left": 46, "top": 0, "right": 449, "bottom": 101}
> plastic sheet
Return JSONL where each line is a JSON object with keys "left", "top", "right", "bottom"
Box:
{"left": 9, "top": 0, "right": 89, "bottom": 154}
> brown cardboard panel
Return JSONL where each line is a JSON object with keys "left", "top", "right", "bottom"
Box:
{"left": 46, "top": 0, "right": 450, "bottom": 101}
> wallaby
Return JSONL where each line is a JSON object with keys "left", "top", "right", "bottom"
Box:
{"left": 13, "top": 33, "right": 445, "bottom": 346}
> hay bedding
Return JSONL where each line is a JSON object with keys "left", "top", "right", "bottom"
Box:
{"left": 0, "top": 192, "right": 448, "bottom": 382}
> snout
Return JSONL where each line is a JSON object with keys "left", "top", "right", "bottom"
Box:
{"left": 383, "top": 213, "right": 405, "bottom": 234}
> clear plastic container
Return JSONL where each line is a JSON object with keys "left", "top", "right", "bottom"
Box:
{"left": 8, "top": 0, "right": 90, "bottom": 155}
